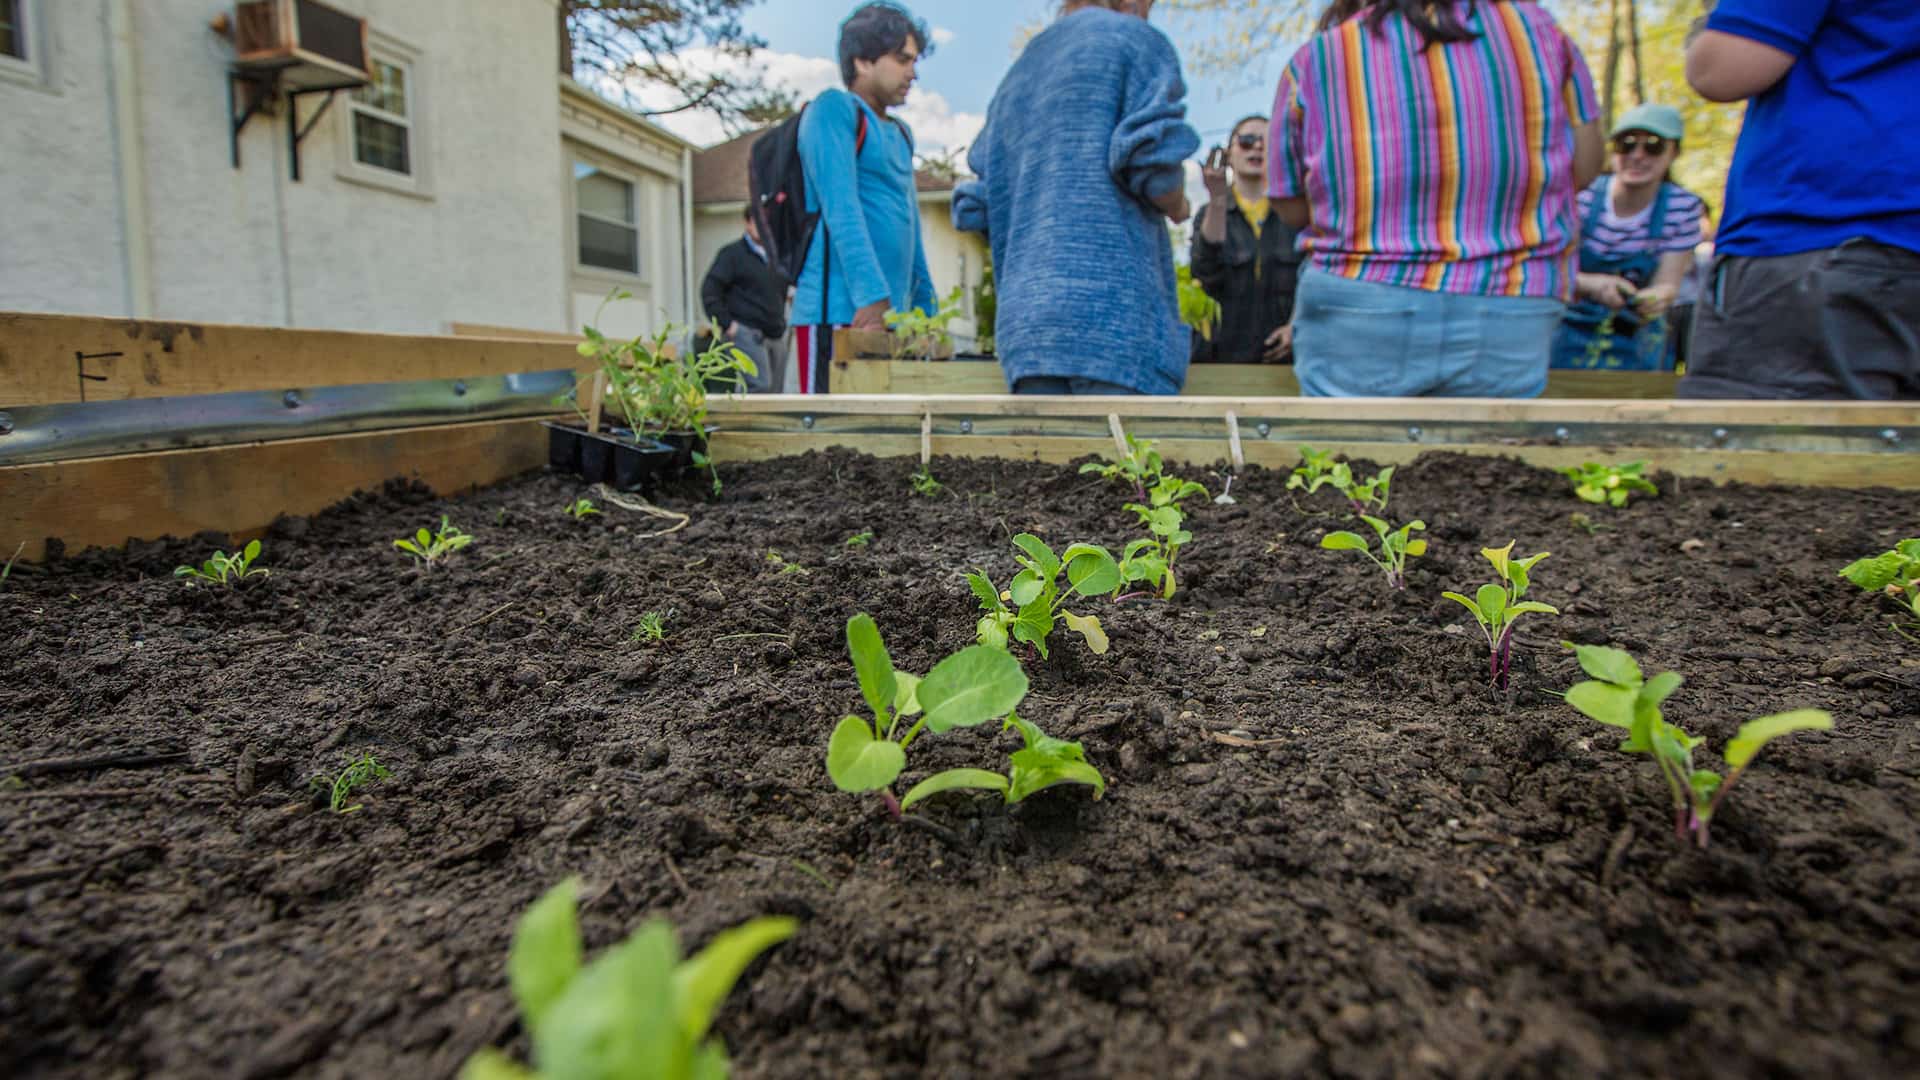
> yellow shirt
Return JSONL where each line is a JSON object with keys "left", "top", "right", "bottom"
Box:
{"left": 1234, "top": 189, "right": 1271, "bottom": 278}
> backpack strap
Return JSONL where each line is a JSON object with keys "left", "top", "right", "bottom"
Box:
{"left": 855, "top": 109, "right": 868, "bottom": 155}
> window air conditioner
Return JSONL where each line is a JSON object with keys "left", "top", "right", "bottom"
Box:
{"left": 232, "top": 0, "right": 369, "bottom": 92}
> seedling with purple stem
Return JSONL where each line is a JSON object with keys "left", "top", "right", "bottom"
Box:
{"left": 1443, "top": 543, "right": 1558, "bottom": 690}
{"left": 1320, "top": 515, "right": 1426, "bottom": 590}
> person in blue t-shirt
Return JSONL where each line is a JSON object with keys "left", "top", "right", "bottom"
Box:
{"left": 1678, "top": 0, "right": 1920, "bottom": 400}
{"left": 791, "top": 3, "right": 938, "bottom": 394}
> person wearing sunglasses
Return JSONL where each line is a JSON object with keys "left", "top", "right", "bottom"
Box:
{"left": 1551, "top": 104, "right": 1707, "bottom": 372}
{"left": 1189, "top": 116, "right": 1305, "bottom": 365}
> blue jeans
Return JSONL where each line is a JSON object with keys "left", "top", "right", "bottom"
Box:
{"left": 1291, "top": 270, "right": 1565, "bottom": 397}
{"left": 1011, "top": 376, "right": 1141, "bottom": 395}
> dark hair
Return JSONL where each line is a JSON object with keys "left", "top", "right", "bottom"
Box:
{"left": 1317, "top": 0, "right": 1488, "bottom": 46}
{"left": 1230, "top": 114, "right": 1269, "bottom": 137}
{"left": 838, "top": 3, "right": 933, "bottom": 87}
{"left": 743, "top": 205, "right": 755, "bottom": 222}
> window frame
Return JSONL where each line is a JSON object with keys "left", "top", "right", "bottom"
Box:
{"left": 335, "top": 34, "right": 430, "bottom": 199}
{"left": 571, "top": 157, "right": 644, "bottom": 280}
{"left": 0, "top": 0, "right": 46, "bottom": 88}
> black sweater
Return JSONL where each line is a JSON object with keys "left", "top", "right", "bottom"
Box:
{"left": 1188, "top": 200, "right": 1304, "bottom": 363}
{"left": 700, "top": 237, "right": 788, "bottom": 339}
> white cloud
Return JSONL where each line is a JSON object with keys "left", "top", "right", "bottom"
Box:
{"left": 932, "top": 26, "right": 957, "bottom": 46}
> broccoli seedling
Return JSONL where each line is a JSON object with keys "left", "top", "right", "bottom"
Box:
{"left": 309, "top": 754, "right": 391, "bottom": 814}
{"left": 562, "top": 498, "right": 601, "bottom": 520}
{"left": 174, "top": 539, "right": 270, "bottom": 588}
{"left": 1562, "top": 461, "right": 1658, "bottom": 507}
{"left": 1443, "top": 543, "right": 1559, "bottom": 690}
{"left": 909, "top": 465, "right": 944, "bottom": 498}
{"left": 462, "top": 877, "right": 795, "bottom": 1080}
{"left": 844, "top": 530, "right": 875, "bottom": 548}
{"left": 899, "top": 711, "right": 1107, "bottom": 810}
{"left": 631, "top": 609, "right": 673, "bottom": 645}
{"left": 827, "top": 614, "right": 1029, "bottom": 816}
{"left": 968, "top": 534, "right": 1120, "bottom": 658}
{"left": 394, "top": 516, "right": 473, "bottom": 567}
{"left": 1080, "top": 433, "right": 1165, "bottom": 499}
{"left": 1839, "top": 539, "right": 1920, "bottom": 641}
{"left": 1561, "top": 643, "right": 1833, "bottom": 848}
{"left": 1320, "top": 516, "right": 1427, "bottom": 590}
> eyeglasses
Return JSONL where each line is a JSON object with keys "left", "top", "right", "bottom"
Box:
{"left": 1612, "top": 133, "right": 1670, "bottom": 157}
{"left": 1235, "top": 133, "right": 1264, "bottom": 150}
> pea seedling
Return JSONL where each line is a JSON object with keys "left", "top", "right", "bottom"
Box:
{"left": 562, "top": 498, "right": 601, "bottom": 520}
{"left": 174, "top": 539, "right": 270, "bottom": 588}
{"left": 462, "top": 877, "right": 795, "bottom": 1080}
{"left": 395, "top": 516, "right": 474, "bottom": 567}
{"left": 1320, "top": 516, "right": 1427, "bottom": 590}
{"left": 1561, "top": 461, "right": 1658, "bottom": 507}
{"left": 968, "top": 534, "right": 1120, "bottom": 658}
{"left": 1839, "top": 539, "right": 1920, "bottom": 641}
{"left": 309, "top": 754, "right": 391, "bottom": 814}
{"left": 1561, "top": 643, "right": 1833, "bottom": 848}
{"left": 899, "top": 712, "right": 1107, "bottom": 810}
{"left": 1443, "top": 543, "right": 1558, "bottom": 690}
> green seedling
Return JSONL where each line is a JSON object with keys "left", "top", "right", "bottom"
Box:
{"left": 563, "top": 498, "right": 602, "bottom": 520}
{"left": 2, "top": 541, "right": 24, "bottom": 587}
{"left": 309, "top": 754, "right": 391, "bottom": 814}
{"left": 395, "top": 516, "right": 473, "bottom": 567}
{"left": 884, "top": 285, "right": 967, "bottom": 362}
{"left": 968, "top": 534, "right": 1120, "bottom": 658}
{"left": 899, "top": 711, "right": 1107, "bottom": 810}
{"left": 1321, "top": 516, "right": 1427, "bottom": 590}
{"left": 632, "top": 609, "right": 673, "bottom": 645}
{"left": 764, "top": 550, "right": 809, "bottom": 577}
{"left": 1569, "top": 511, "right": 1608, "bottom": 536}
{"left": 844, "top": 531, "right": 875, "bottom": 548}
{"left": 1443, "top": 543, "right": 1558, "bottom": 690}
{"left": 1288, "top": 447, "right": 1392, "bottom": 514}
{"left": 1839, "top": 539, "right": 1920, "bottom": 641}
{"left": 1561, "top": 643, "right": 1833, "bottom": 848}
{"left": 462, "top": 877, "right": 795, "bottom": 1080}
{"left": 1080, "top": 433, "right": 1165, "bottom": 500}
{"left": 1177, "top": 263, "right": 1222, "bottom": 341}
{"left": 1562, "top": 461, "right": 1658, "bottom": 507}
{"left": 909, "top": 465, "right": 944, "bottom": 498}
{"left": 1115, "top": 475, "right": 1206, "bottom": 601}
{"left": 174, "top": 539, "right": 270, "bottom": 588}
{"left": 827, "top": 614, "right": 1030, "bottom": 818}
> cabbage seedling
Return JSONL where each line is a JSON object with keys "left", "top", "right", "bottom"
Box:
{"left": 395, "top": 516, "right": 473, "bottom": 567}
{"left": 827, "top": 614, "right": 1029, "bottom": 814}
{"left": 899, "top": 712, "right": 1107, "bottom": 810}
{"left": 1562, "top": 643, "right": 1833, "bottom": 848}
{"left": 462, "top": 877, "right": 795, "bottom": 1080}
{"left": 1321, "top": 516, "right": 1427, "bottom": 590}
{"left": 967, "top": 535, "right": 1120, "bottom": 658}
{"left": 174, "top": 539, "right": 269, "bottom": 588}
{"left": 1443, "top": 543, "right": 1558, "bottom": 690}
{"left": 1561, "top": 461, "right": 1658, "bottom": 507}
{"left": 1839, "top": 539, "right": 1920, "bottom": 641}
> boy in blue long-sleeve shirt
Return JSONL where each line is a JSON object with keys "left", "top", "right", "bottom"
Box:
{"left": 792, "top": 2, "right": 937, "bottom": 394}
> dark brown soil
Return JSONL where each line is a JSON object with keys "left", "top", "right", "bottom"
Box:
{"left": 4, "top": 448, "right": 1918, "bottom": 1079}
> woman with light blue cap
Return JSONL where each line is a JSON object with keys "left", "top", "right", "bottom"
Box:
{"left": 1552, "top": 103, "right": 1708, "bottom": 371}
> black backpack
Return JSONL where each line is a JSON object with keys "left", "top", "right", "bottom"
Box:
{"left": 747, "top": 101, "right": 908, "bottom": 289}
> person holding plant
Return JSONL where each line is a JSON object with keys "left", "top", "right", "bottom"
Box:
{"left": 1679, "top": 0, "right": 1920, "bottom": 400}
{"left": 953, "top": 0, "right": 1199, "bottom": 395}
{"left": 700, "top": 206, "right": 791, "bottom": 393}
{"left": 1189, "top": 114, "right": 1304, "bottom": 364}
{"left": 1268, "top": 0, "right": 1603, "bottom": 397}
{"left": 791, "top": 2, "right": 938, "bottom": 395}
{"left": 1550, "top": 104, "right": 1708, "bottom": 372}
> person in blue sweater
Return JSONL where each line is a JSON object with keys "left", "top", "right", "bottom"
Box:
{"left": 792, "top": 2, "right": 938, "bottom": 394}
{"left": 954, "top": 0, "right": 1198, "bottom": 395}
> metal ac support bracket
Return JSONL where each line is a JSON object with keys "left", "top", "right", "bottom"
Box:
{"left": 228, "top": 68, "right": 344, "bottom": 182}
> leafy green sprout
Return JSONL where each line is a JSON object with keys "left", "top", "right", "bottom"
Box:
{"left": 1839, "top": 539, "right": 1920, "bottom": 642}
{"left": 844, "top": 531, "right": 875, "bottom": 548}
{"left": 1443, "top": 543, "right": 1558, "bottom": 690}
{"left": 898, "top": 711, "right": 1107, "bottom": 810}
{"left": 563, "top": 498, "right": 602, "bottom": 520}
{"left": 394, "top": 516, "right": 474, "bottom": 567}
{"left": 764, "top": 550, "right": 809, "bottom": 576}
{"left": 632, "top": 609, "right": 673, "bottom": 645}
{"left": 1561, "top": 643, "right": 1833, "bottom": 849}
{"left": 309, "top": 754, "right": 392, "bottom": 814}
{"left": 1320, "top": 516, "right": 1427, "bottom": 591}
{"left": 174, "top": 539, "right": 270, "bottom": 588}
{"left": 967, "top": 534, "right": 1120, "bottom": 659}
{"left": 1561, "top": 461, "right": 1659, "bottom": 507}
{"left": 2, "top": 541, "right": 24, "bottom": 588}
{"left": 909, "top": 465, "right": 944, "bottom": 498}
{"left": 1289, "top": 447, "right": 1393, "bottom": 515}
{"left": 883, "top": 285, "right": 968, "bottom": 362}
{"left": 1080, "top": 433, "right": 1166, "bottom": 500}
{"left": 1116, "top": 475, "right": 1207, "bottom": 601}
{"left": 462, "top": 877, "right": 796, "bottom": 1080}
{"left": 1176, "top": 263, "right": 1222, "bottom": 341}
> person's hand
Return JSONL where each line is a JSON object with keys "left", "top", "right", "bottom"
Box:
{"left": 1579, "top": 273, "right": 1636, "bottom": 310}
{"left": 852, "top": 299, "right": 891, "bottom": 331}
{"left": 725, "top": 321, "right": 742, "bottom": 339}
{"left": 1164, "top": 192, "right": 1192, "bottom": 225}
{"left": 1201, "top": 160, "right": 1229, "bottom": 202}
{"left": 1634, "top": 283, "right": 1678, "bottom": 320}
{"left": 1262, "top": 324, "right": 1293, "bottom": 362}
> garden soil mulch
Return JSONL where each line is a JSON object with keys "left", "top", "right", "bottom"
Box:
{"left": 3, "top": 448, "right": 1917, "bottom": 1079}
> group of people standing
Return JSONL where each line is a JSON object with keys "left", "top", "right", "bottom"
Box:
{"left": 704, "top": 0, "right": 1918, "bottom": 401}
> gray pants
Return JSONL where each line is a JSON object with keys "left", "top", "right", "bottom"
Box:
{"left": 1679, "top": 239, "right": 1920, "bottom": 400}
{"left": 729, "top": 325, "right": 790, "bottom": 394}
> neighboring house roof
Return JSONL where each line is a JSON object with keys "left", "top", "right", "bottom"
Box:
{"left": 692, "top": 126, "right": 960, "bottom": 207}
{"left": 559, "top": 78, "right": 698, "bottom": 153}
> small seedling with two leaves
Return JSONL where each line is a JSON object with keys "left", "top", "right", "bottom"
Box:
{"left": 461, "top": 877, "right": 795, "bottom": 1080}
{"left": 968, "top": 534, "right": 1120, "bottom": 658}
{"left": 1116, "top": 475, "right": 1206, "bottom": 601}
{"left": 1562, "top": 461, "right": 1658, "bottom": 507}
{"left": 764, "top": 550, "right": 809, "bottom": 577}
{"left": 562, "top": 498, "right": 601, "bottom": 520}
{"left": 899, "top": 711, "right": 1107, "bottom": 810}
{"left": 909, "top": 465, "right": 944, "bottom": 498}
{"left": 174, "top": 539, "right": 270, "bottom": 588}
{"left": 395, "top": 516, "right": 474, "bottom": 567}
{"left": 1839, "top": 539, "right": 1920, "bottom": 641}
{"left": 1443, "top": 543, "right": 1558, "bottom": 690}
{"left": 309, "top": 754, "right": 391, "bottom": 814}
{"left": 1561, "top": 643, "right": 1833, "bottom": 848}
{"left": 827, "top": 614, "right": 1030, "bottom": 817}
{"left": 1321, "top": 516, "right": 1427, "bottom": 591}
{"left": 632, "top": 609, "right": 673, "bottom": 645}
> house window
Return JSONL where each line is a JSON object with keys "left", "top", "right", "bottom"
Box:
{"left": 351, "top": 58, "right": 412, "bottom": 175}
{"left": 575, "top": 163, "right": 639, "bottom": 275}
{"left": 0, "top": 0, "right": 27, "bottom": 63}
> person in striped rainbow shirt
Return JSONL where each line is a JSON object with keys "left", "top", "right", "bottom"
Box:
{"left": 1268, "top": 0, "right": 1605, "bottom": 397}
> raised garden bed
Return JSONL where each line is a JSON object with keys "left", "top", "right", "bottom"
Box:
{"left": 2, "top": 448, "right": 1916, "bottom": 1077}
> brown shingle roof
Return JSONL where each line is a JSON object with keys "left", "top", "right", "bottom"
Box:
{"left": 692, "top": 125, "right": 958, "bottom": 206}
